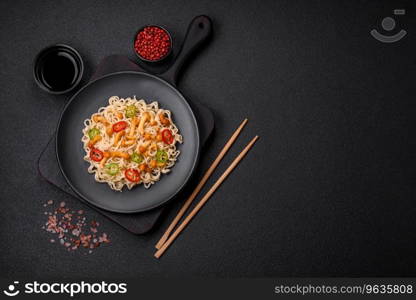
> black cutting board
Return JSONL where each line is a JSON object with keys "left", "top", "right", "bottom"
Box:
{"left": 38, "top": 54, "right": 214, "bottom": 234}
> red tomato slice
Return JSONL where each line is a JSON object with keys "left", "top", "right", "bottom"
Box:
{"left": 125, "top": 168, "right": 141, "bottom": 183}
{"left": 161, "top": 129, "right": 174, "bottom": 144}
{"left": 112, "top": 121, "right": 127, "bottom": 132}
{"left": 90, "top": 148, "right": 104, "bottom": 162}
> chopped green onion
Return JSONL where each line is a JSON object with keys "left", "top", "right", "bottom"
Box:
{"left": 105, "top": 163, "right": 119, "bottom": 176}
{"left": 131, "top": 152, "right": 144, "bottom": 164}
{"left": 156, "top": 150, "right": 168, "bottom": 164}
{"left": 125, "top": 105, "right": 137, "bottom": 118}
{"left": 88, "top": 128, "right": 100, "bottom": 140}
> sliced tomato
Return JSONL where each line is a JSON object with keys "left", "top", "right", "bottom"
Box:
{"left": 90, "top": 148, "right": 104, "bottom": 162}
{"left": 161, "top": 129, "right": 174, "bottom": 144}
{"left": 125, "top": 168, "right": 141, "bottom": 183}
{"left": 112, "top": 121, "right": 127, "bottom": 132}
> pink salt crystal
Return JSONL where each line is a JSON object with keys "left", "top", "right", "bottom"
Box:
{"left": 43, "top": 200, "right": 110, "bottom": 252}
{"left": 99, "top": 233, "right": 110, "bottom": 243}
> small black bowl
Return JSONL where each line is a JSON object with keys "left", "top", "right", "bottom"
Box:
{"left": 33, "top": 44, "right": 84, "bottom": 94}
{"left": 132, "top": 25, "right": 173, "bottom": 63}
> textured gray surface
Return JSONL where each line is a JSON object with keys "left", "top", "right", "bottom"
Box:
{"left": 1, "top": 0, "right": 416, "bottom": 278}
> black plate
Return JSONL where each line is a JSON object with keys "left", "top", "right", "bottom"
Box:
{"left": 56, "top": 16, "right": 212, "bottom": 213}
{"left": 56, "top": 71, "right": 199, "bottom": 213}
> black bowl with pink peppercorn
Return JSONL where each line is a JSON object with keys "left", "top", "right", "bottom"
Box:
{"left": 133, "top": 25, "right": 173, "bottom": 63}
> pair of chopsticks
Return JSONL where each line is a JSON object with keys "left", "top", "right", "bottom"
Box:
{"left": 154, "top": 118, "right": 258, "bottom": 258}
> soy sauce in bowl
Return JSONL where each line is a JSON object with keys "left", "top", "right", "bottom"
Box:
{"left": 34, "top": 44, "right": 84, "bottom": 94}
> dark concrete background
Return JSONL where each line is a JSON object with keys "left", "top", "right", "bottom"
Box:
{"left": 1, "top": 0, "right": 415, "bottom": 278}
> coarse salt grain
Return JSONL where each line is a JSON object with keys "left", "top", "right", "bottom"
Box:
{"left": 42, "top": 200, "right": 110, "bottom": 253}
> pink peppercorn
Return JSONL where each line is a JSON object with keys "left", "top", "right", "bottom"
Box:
{"left": 134, "top": 26, "right": 172, "bottom": 61}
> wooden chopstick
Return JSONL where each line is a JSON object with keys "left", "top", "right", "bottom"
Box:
{"left": 155, "top": 118, "right": 249, "bottom": 249}
{"left": 154, "top": 135, "right": 259, "bottom": 259}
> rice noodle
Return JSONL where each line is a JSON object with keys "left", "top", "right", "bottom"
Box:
{"left": 81, "top": 96, "right": 182, "bottom": 191}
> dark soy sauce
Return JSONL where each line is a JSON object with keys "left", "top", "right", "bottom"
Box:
{"left": 40, "top": 51, "right": 79, "bottom": 91}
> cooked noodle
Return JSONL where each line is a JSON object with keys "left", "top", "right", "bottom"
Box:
{"left": 81, "top": 96, "right": 182, "bottom": 191}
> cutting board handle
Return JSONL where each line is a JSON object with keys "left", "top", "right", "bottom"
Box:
{"left": 160, "top": 15, "right": 212, "bottom": 86}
